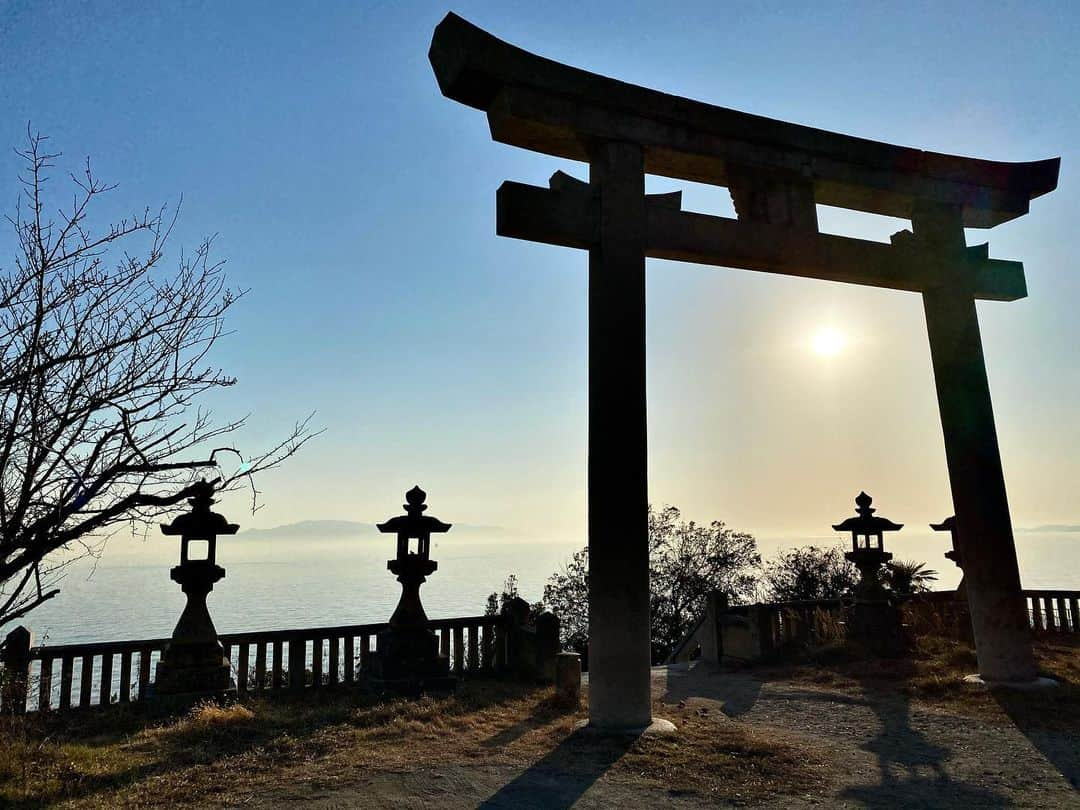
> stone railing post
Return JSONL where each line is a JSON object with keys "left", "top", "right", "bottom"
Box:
{"left": 535, "top": 611, "right": 560, "bottom": 682}
{"left": 2, "top": 626, "right": 33, "bottom": 714}
{"left": 504, "top": 596, "right": 532, "bottom": 678}
{"left": 556, "top": 652, "right": 581, "bottom": 703}
{"left": 700, "top": 591, "right": 728, "bottom": 665}
{"left": 289, "top": 635, "right": 306, "bottom": 692}
{"left": 503, "top": 598, "right": 564, "bottom": 682}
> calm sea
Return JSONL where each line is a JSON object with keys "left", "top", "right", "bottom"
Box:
{"left": 20, "top": 530, "right": 1080, "bottom": 647}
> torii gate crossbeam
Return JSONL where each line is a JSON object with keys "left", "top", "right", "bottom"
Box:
{"left": 429, "top": 13, "right": 1060, "bottom": 731}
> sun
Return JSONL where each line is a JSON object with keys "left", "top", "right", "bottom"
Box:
{"left": 811, "top": 327, "right": 846, "bottom": 357}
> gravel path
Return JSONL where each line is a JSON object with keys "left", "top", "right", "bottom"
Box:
{"left": 256, "top": 664, "right": 1079, "bottom": 808}
{"left": 657, "top": 663, "right": 1078, "bottom": 808}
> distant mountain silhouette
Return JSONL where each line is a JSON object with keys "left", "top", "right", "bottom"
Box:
{"left": 240, "top": 520, "right": 377, "bottom": 539}
{"left": 1016, "top": 524, "right": 1080, "bottom": 533}
{"left": 239, "top": 519, "right": 515, "bottom": 539}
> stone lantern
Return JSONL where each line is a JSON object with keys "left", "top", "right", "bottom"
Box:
{"left": 931, "top": 515, "right": 964, "bottom": 573}
{"left": 367, "top": 486, "right": 456, "bottom": 694}
{"left": 833, "top": 491, "right": 903, "bottom": 600}
{"left": 154, "top": 479, "right": 238, "bottom": 700}
{"left": 930, "top": 515, "right": 974, "bottom": 642}
{"left": 833, "top": 491, "right": 908, "bottom": 653}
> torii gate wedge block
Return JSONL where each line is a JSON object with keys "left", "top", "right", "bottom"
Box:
{"left": 429, "top": 12, "right": 1060, "bottom": 704}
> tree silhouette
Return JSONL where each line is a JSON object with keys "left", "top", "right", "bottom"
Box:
{"left": 762, "top": 545, "right": 858, "bottom": 602}
{"left": 0, "top": 132, "right": 317, "bottom": 628}
{"left": 540, "top": 505, "right": 761, "bottom": 665}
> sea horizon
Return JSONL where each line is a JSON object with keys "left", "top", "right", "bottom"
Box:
{"left": 19, "top": 527, "right": 1080, "bottom": 648}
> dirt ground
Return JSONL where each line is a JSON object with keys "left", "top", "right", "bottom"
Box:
{"left": 5, "top": 640, "right": 1078, "bottom": 808}
{"left": 249, "top": 663, "right": 1079, "bottom": 809}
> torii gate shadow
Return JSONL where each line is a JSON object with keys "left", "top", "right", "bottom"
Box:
{"left": 478, "top": 727, "right": 634, "bottom": 810}
{"left": 991, "top": 637, "right": 1080, "bottom": 792}
{"left": 841, "top": 677, "right": 1013, "bottom": 808}
{"left": 658, "top": 660, "right": 1016, "bottom": 806}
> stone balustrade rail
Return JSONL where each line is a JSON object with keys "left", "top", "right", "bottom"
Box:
{"left": 668, "top": 588, "right": 1080, "bottom": 666}
{"left": 1, "top": 613, "right": 514, "bottom": 714}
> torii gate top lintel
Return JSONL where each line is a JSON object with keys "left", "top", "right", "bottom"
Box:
{"left": 429, "top": 12, "right": 1058, "bottom": 230}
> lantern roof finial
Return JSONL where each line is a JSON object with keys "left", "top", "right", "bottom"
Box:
{"left": 832, "top": 490, "right": 903, "bottom": 533}
{"left": 405, "top": 485, "right": 428, "bottom": 515}
{"left": 378, "top": 486, "right": 452, "bottom": 536}
{"left": 160, "top": 479, "right": 239, "bottom": 537}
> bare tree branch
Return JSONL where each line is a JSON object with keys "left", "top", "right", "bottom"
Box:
{"left": 0, "top": 132, "right": 319, "bottom": 628}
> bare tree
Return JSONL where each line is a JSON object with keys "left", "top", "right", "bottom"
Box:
{"left": 0, "top": 132, "right": 317, "bottom": 628}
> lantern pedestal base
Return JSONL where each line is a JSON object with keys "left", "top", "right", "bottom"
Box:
{"left": 842, "top": 600, "right": 910, "bottom": 657}
{"left": 365, "top": 627, "right": 457, "bottom": 696}
{"left": 151, "top": 641, "right": 235, "bottom": 712}
{"left": 153, "top": 638, "right": 236, "bottom": 704}
{"left": 153, "top": 561, "right": 235, "bottom": 704}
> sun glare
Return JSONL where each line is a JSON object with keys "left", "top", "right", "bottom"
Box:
{"left": 811, "top": 327, "right": 846, "bottom": 357}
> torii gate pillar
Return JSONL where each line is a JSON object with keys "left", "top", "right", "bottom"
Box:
{"left": 917, "top": 204, "right": 1037, "bottom": 683}
{"left": 586, "top": 142, "right": 654, "bottom": 730}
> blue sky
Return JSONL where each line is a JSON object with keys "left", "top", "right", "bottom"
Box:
{"left": 0, "top": 1, "right": 1076, "bottom": 538}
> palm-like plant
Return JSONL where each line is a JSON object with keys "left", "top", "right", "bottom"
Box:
{"left": 885, "top": 559, "right": 939, "bottom": 595}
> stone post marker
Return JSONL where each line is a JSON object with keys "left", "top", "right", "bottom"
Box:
{"left": 1, "top": 625, "right": 33, "bottom": 714}
{"left": 556, "top": 652, "right": 581, "bottom": 703}
{"left": 154, "top": 479, "right": 238, "bottom": 701}
{"left": 503, "top": 597, "right": 562, "bottom": 681}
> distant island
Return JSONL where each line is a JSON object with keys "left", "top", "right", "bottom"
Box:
{"left": 1016, "top": 524, "right": 1080, "bottom": 533}
{"left": 239, "top": 519, "right": 515, "bottom": 539}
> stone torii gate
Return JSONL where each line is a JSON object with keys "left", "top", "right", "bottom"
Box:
{"left": 429, "top": 13, "right": 1060, "bottom": 730}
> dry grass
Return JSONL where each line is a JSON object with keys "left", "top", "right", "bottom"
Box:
{"left": 755, "top": 633, "right": 1080, "bottom": 729}
{"left": 0, "top": 679, "right": 825, "bottom": 808}
{"left": 12, "top": 631, "right": 1071, "bottom": 807}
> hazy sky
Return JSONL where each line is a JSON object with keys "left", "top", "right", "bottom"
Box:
{"left": 0, "top": 1, "right": 1076, "bottom": 540}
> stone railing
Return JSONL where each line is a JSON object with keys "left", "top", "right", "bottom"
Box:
{"left": 667, "top": 593, "right": 844, "bottom": 666}
{"left": 1023, "top": 590, "right": 1080, "bottom": 633}
{"left": 0, "top": 608, "right": 561, "bottom": 714}
{"left": 668, "top": 588, "right": 1080, "bottom": 667}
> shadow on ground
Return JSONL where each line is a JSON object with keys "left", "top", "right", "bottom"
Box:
{"left": 842, "top": 678, "right": 1014, "bottom": 808}
{"left": 657, "top": 661, "right": 763, "bottom": 716}
{"left": 657, "top": 658, "right": 1019, "bottom": 808}
{"left": 479, "top": 728, "right": 634, "bottom": 809}
{"left": 993, "top": 648, "right": 1080, "bottom": 792}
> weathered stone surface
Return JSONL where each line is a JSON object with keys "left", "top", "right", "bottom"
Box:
{"left": 555, "top": 652, "right": 581, "bottom": 703}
